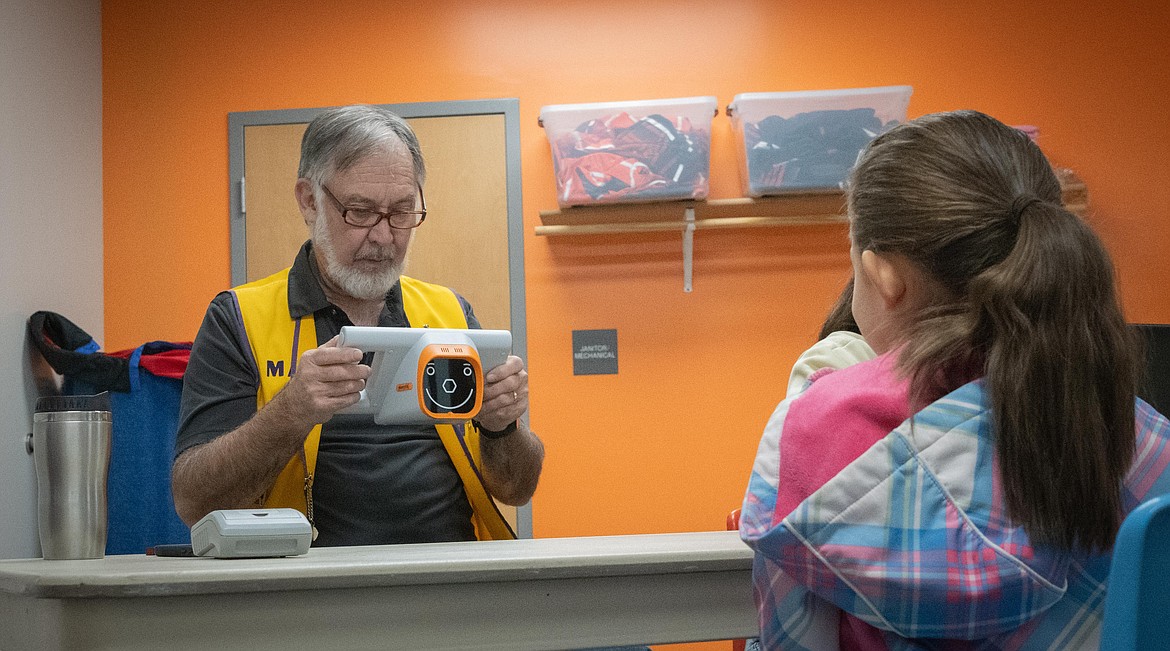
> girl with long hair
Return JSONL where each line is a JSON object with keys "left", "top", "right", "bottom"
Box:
{"left": 741, "top": 110, "right": 1170, "bottom": 649}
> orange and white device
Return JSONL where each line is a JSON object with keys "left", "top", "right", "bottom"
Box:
{"left": 336, "top": 327, "right": 511, "bottom": 425}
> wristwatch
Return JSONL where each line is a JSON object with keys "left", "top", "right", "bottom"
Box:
{"left": 474, "top": 419, "right": 518, "bottom": 439}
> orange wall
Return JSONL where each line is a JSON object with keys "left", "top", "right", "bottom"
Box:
{"left": 103, "top": 1, "right": 1170, "bottom": 543}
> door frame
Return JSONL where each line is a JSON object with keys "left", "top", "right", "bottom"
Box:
{"left": 226, "top": 99, "right": 532, "bottom": 537}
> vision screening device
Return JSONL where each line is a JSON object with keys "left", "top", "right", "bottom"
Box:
{"left": 337, "top": 326, "right": 512, "bottom": 425}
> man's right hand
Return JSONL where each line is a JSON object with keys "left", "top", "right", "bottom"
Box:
{"left": 273, "top": 336, "right": 371, "bottom": 427}
{"left": 172, "top": 336, "right": 368, "bottom": 525}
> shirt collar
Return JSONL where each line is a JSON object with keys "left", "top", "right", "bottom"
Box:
{"left": 287, "top": 241, "right": 330, "bottom": 319}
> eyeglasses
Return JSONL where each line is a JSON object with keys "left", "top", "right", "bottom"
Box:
{"left": 320, "top": 182, "right": 427, "bottom": 229}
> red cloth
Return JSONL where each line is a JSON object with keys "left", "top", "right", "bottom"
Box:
{"left": 555, "top": 152, "right": 669, "bottom": 205}
{"left": 108, "top": 345, "right": 192, "bottom": 380}
{"left": 551, "top": 110, "right": 708, "bottom": 205}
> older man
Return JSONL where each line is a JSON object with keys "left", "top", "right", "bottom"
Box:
{"left": 172, "top": 105, "right": 544, "bottom": 546}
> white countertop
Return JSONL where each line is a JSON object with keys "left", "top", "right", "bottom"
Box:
{"left": 0, "top": 530, "right": 753, "bottom": 599}
{"left": 0, "top": 530, "right": 759, "bottom": 649}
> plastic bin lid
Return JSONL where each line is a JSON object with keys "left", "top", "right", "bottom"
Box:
{"left": 540, "top": 96, "right": 718, "bottom": 124}
{"left": 728, "top": 85, "right": 913, "bottom": 115}
{"left": 731, "top": 85, "right": 912, "bottom": 103}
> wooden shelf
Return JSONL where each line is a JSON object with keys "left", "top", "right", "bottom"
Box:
{"left": 536, "top": 193, "right": 846, "bottom": 237}
{"left": 535, "top": 170, "right": 1087, "bottom": 293}
{"left": 536, "top": 169, "right": 1088, "bottom": 237}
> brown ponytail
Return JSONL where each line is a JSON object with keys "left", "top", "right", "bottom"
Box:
{"left": 848, "top": 110, "right": 1139, "bottom": 551}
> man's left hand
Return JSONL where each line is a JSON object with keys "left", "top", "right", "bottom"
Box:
{"left": 476, "top": 355, "right": 528, "bottom": 432}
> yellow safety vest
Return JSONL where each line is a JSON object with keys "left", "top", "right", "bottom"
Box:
{"left": 230, "top": 267, "right": 515, "bottom": 541}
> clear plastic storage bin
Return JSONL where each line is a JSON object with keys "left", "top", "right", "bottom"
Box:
{"left": 728, "top": 86, "right": 912, "bottom": 196}
{"left": 540, "top": 96, "right": 718, "bottom": 207}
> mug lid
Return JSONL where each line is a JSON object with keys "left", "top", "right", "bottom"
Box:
{"left": 35, "top": 392, "right": 111, "bottom": 413}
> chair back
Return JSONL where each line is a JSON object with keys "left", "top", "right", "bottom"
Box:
{"left": 1101, "top": 493, "right": 1170, "bottom": 650}
{"left": 1135, "top": 324, "right": 1170, "bottom": 415}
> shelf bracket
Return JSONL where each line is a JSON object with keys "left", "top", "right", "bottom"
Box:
{"left": 683, "top": 207, "right": 695, "bottom": 293}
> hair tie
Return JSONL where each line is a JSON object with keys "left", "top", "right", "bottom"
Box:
{"left": 1009, "top": 194, "right": 1044, "bottom": 225}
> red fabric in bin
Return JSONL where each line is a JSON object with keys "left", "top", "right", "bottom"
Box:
{"left": 550, "top": 110, "right": 709, "bottom": 205}
{"left": 556, "top": 152, "right": 669, "bottom": 205}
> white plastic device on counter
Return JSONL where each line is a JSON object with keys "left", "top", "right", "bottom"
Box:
{"left": 191, "top": 508, "right": 312, "bottom": 558}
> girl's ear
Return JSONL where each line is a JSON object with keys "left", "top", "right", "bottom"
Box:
{"left": 860, "top": 249, "right": 908, "bottom": 309}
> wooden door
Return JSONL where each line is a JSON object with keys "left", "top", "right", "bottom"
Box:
{"left": 241, "top": 115, "right": 511, "bottom": 329}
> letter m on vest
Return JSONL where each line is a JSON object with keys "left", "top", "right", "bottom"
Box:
{"left": 266, "top": 359, "right": 285, "bottom": 377}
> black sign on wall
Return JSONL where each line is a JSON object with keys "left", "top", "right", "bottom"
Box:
{"left": 572, "top": 329, "right": 618, "bottom": 375}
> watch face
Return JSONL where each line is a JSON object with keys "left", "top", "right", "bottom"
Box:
{"left": 421, "top": 358, "right": 478, "bottom": 415}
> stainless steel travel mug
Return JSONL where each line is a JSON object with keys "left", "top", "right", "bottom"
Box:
{"left": 32, "top": 394, "right": 112, "bottom": 560}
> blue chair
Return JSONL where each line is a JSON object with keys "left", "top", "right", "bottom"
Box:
{"left": 1101, "top": 493, "right": 1170, "bottom": 650}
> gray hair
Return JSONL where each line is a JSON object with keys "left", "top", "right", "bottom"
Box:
{"left": 297, "top": 105, "right": 426, "bottom": 186}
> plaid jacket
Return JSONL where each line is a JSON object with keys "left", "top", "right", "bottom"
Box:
{"left": 741, "top": 378, "right": 1170, "bottom": 650}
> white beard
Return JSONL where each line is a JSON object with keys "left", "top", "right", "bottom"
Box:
{"left": 311, "top": 195, "right": 407, "bottom": 300}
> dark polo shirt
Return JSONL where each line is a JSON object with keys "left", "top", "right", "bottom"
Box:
{"left": 176, "top": 241, "right": 478, "bottom": 546}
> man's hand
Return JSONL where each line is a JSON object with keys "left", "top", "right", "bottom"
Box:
{"left": 475, "top": 355, "right": 543, "bottom": 505}
{"left": 172, "top": 337, "right": 369, "bottom": 525}
{"left": 273, "top": 336, "right": 371, "bottom": 427}
{"left": 475, "top": 355, "right": 528, "bottom": 432}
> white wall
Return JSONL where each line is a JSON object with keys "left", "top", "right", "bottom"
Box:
{"left": 0, "top": 0, "right": 103, "bottom": 559}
